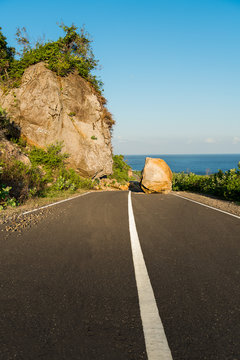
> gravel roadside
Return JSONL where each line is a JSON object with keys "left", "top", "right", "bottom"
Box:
{"left": 0, "top": 189, "right": 91, "bottom": 237}
{"left": 174, "top": 191, "right": 240, "bottom": 217}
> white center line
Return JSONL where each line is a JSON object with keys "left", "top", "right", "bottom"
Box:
{"left": 128, "top": 191, "right": 173, "bottom": 360}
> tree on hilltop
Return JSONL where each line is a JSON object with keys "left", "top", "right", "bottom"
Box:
{"left": 0, "top": 23, "right": 103, "bottom": 92}
{"left": 0, "top": 27, "right": 15, "bottom": 80}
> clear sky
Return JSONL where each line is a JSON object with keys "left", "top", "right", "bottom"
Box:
{"left": 1, "top": 0, "right": 240, "bottom": 154}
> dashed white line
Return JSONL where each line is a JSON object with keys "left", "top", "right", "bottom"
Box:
{"left": 128, "top": 191, "right": 173, "bottom": 360}
{"left": 172, "top": 193, "right": 240, "bottom": 220}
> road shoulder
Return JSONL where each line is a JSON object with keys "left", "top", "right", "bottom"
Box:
{"left": 173, "top": 191, "right": 240, "bottom": 217}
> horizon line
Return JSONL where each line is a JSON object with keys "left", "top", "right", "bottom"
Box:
{"left": 119, "top": 153, "right": 240, "bottom": 156}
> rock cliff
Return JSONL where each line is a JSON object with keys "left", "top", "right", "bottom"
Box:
{"left": 0, "top": 62, "right": 114, "bottom": 177}
{"left": 0, "top": 131, "right": 30, "bottom": 166}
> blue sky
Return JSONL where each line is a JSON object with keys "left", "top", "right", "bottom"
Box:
{"left": 1, "top": 0, "right": 240, "bottom": 154}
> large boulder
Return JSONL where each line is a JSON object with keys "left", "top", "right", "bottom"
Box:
{"left": 0, "top": 62, "right": 113, "bottom": 178}
{"left": 141, "top": 157, "right": 172, "bottom": 194}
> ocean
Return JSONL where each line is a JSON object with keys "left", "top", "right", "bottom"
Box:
{"left": 124, "top": 154, "right": 240, "bottom": 175}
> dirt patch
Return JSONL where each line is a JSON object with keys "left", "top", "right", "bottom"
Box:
{"left": 174, "top": 191, "right": 240, "bottom": 217}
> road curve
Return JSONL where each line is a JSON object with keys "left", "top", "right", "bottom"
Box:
{"left": 0, "top": 191, "right": 239, "bottom": 360}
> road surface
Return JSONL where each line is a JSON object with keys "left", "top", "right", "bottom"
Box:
{"left": 0, "top": 191, "right": 239, "bottom": 359}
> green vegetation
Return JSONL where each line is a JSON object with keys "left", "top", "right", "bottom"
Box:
{"left": 29, "top": 142, "right": 69, "bottom": 170}
{"left": 0, "top": 142, "right": 95, "bottom": 209}
{"left": 0, "top": 157, "right": 45, "bottom": 206}
{"left": 0, "top": 185, "right": 17, "bottom": 210}
{"left": 108, "top": 155, "right": 132, "bottom": 183}
{"left": 0, "top": 27, "right": 15, "bottom": 83}
{"left": 51, "top": 168, "right": 94, "bottom": 193}
{"left": 173, "top": 164, "right": 240, "bottom": 202}
{"left": 91, "top": 135, "right": 97, "bottom": 140}
{"left": 132, "top": 170, "right": 142, "bottom": 178}
{"left": 0, "top": 23, "right": 103, "bottom": 92}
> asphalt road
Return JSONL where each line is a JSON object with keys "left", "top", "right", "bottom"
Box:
{"left": 0, "top": 191, "right": 239, "bottom": 360}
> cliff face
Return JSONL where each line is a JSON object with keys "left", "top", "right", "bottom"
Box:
{"left": 0, "top": 62, "right": 113, "bottom": 177}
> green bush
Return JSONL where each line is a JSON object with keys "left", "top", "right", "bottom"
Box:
{"left": 58, "top": 168, "right": 94, "bottom": 189}
{"left": 172, "top": 164, "right": 240, "bottom": 201}
{"left": 0, "top": 27, "right": 15, "bottom": 81}
{"left": 108, "top": 155, "right": 131, "bottom": 183}
{"left": 47, "top": 168, "right": 94, "bottom": 194}
{"left": 29, "top": 142, "right": 69, "bottom": 170}
{"left": 0, "top": 24, "right": 103, "bottom": 93}
{"left": 10, "top": 136, "right": 27, "bottom": 150}
{"left": 0, "top": 185, "right": 17, "bottom": 210}
{"left": 0, "top": 156, "right": 46, "bottom": 202}
{"left": 0, "top": 136, "right": 97, "bottom": 208}
{"left": 50, "top": 175, "right": 74, "bottom": 192}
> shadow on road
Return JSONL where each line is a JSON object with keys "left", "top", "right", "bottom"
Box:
{"left": 129, "top": 181, "right": 144, "bottom": 193}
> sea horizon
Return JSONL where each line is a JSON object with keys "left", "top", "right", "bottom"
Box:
{"left": 122, "top": 153, "right": 240, "bottom": 156}
{"left": 123, "top": 153, "right": 240, "bottom": 175}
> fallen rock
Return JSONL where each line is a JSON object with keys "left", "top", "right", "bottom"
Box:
{"left": 0, "top": 62, "right": 114, "bottom": 178}
{"left": 119, "top": 184, "right": 129, "bottom": 191}
{"left": 93, "top": 178, "right": 129, "bottom": 191}
{"left": 140, "top": 157, "right": 172, "bottom": 194}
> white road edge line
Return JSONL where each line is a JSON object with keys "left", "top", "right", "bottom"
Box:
{"left": 21, "top": 192, "right": 91, "bottom": 216}
{"left": 172, "top": 193, "right": 240, "bottom": 220}
{"left": 128, "top": 191, "right": 173, "bottom": 360}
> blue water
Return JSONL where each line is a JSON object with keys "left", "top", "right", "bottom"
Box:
{"left": 124, "top": 154, "right": 240, "bottom": 175}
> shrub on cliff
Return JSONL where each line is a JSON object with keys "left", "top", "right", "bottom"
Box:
{"left": 0, "top": 24, "right": 103, "bottom": 92}
{"left": 29, "top": 142, "right": 69, "bottom": 170}
{"left": 0, "top": 27, "right": 15, "bottom": 81}
{"left": 29, "top": 143, "right": 95, "bottom": 192}
{"left": 50, "top": 168, "right": 94, "bottom": 193}
{"left": 108, "top": 155, "right": 131, "bottom": 183}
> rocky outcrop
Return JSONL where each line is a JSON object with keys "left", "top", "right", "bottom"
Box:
{"left": 141, "top": 157, "right": 172, "bottom": 194}
{"left": 0, "top": 132, "right": 30, "bottom": 165}
{"left": 0, "top": 62, "right": 114, "bottom": 177}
